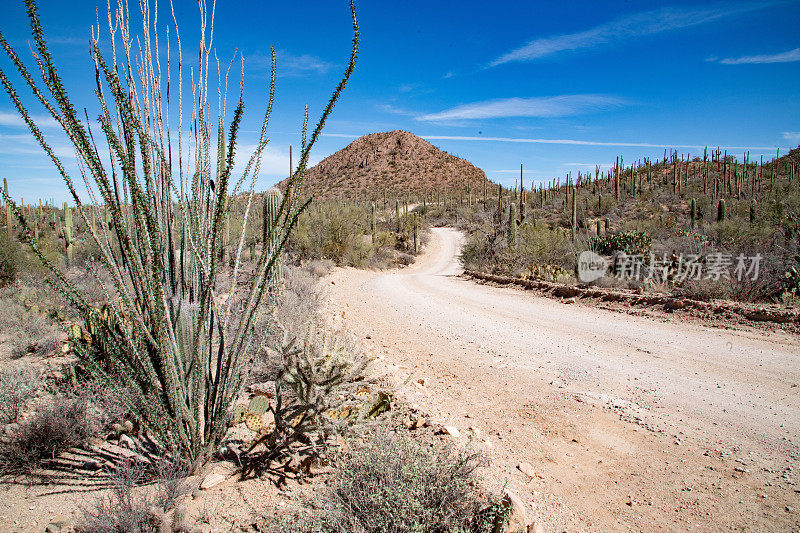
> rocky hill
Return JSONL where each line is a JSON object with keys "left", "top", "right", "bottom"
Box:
{"left": 281, "top": 130, "right": 490, "bottom": 200}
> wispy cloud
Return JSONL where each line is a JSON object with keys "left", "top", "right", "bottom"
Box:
{"left": 416, "top": 95, "right": 626, "bottom": 122}
{"left": 489, "top": 3, "right": 768, "bottom": 67}
{"left": 246, "top": 50, "right": 335, "bottom": 77}
{"left": 376, "top": 104, "right": 417, "bottom": 117}
{"left": 323, "top": 133, "right": 788, "bottom": 152}
{"left": 784, "top": 132, "right": 800, "bottom": 144}
{"left": 711, "top": 48, "right": 800, "bottom": 64}
{"left": 0, "top": 110, "right": 59, "bottom": 128}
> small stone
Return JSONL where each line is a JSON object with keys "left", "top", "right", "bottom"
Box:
{"left": 517, "top": 462, "right": 536, "bottom": 479}
{"left": 495, "top": 490, "right": 530, "bottom": 532}
{"left": 441, "top": 426, "right": 460, "bottom": 438}
{"left": 118, "top": 434, "right": 136, "bottom": 450}
{"left": 200, "top": 472, "right": 227, "bottom": 490}
{"left": 787, "top": 506, "right": 794, "bottom": 512}
{"left": 45, "top": 521, "right": 67, "bottom": 533}
{"left": 247, "top": 382, "right": 276, "bottom": 398}
{"left": 529, "top": 522, "right": 545, "bottom": 533}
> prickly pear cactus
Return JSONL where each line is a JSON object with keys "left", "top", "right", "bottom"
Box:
{"left": 230, "top": 404, "right": 248, "bottom": 426}
{"left": 248, "top": 396, "right": 270, "bottom": 416}
{"left": 245, "top": 412, "right": 263, "bottom": 432}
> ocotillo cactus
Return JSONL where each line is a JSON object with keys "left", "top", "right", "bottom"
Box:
{"left": 508, "top": 202, "right": 517, "bottom": 247}
{"left": 717, "top": 199, "right": 726, "bottom": 222}
{"left": 690, "top": 198, "right": 696, "bottom": 229}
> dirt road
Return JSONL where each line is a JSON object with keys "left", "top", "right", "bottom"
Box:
{"left": 325, "top": 227, "right": 800, "bottom": 531}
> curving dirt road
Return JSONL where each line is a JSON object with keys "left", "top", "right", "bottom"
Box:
{"left": 325, "top": 227, "right": 800, "bottom": 531}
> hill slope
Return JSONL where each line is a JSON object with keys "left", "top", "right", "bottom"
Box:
{"left": 282, "top": 130, "right": 489, "bottom": 200}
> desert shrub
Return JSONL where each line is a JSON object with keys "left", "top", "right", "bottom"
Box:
{"left": 0, "top": 395, "right": 96, "bottom": 478}
{"left": 0, "top": 232, "right": 22, "bottom": 287}
{"left": 0, "top": 289, "right": 61, "bottom": 359}
{"left": 76, "top": 457, "right": 193, "bottom": 533}
{"left": 589, "top": 230, "right": 651, "bottom": 257}
{"left": 273, "top": 431, "right": 505, "bottom": 533}
{"left": 0, "top": 365, "right": 40, "bottom": 424}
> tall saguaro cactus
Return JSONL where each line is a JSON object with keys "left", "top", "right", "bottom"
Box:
{"left": 508, "top": 202, "right": 517, "bottom": 248}
{"left": 63, "top": 201, "right": 74, "bottom": 263}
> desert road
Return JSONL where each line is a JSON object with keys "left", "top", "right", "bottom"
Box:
{"left": 325, "top": 227, "right": 800, "bottom": 531}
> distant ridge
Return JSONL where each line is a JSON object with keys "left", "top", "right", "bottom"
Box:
{"left": 280, "top": 130, "right": 490, "bottom": 200}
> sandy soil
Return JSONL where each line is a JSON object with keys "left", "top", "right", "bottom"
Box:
{"left": 324, "top": 227, "right": 800, "bottom": 532}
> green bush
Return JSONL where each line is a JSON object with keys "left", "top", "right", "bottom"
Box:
{"left": 589, "top": 230, "right": 651, "bottom": 256}
{"left": 0, "top": 232, "right": 22, "bottom": 287}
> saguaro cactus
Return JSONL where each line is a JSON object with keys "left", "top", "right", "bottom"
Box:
{"left": 690, "top": 198, "right": 696, "bottom": 229}
{"left": 570, "top": 187, "right": 577, "bottom": 242}
{"left": 63, "top": 202, "right": 74, "bottom": 263}
{"left": 371, "top": 202, "right": 376, "bottom": 243}
{"left": 508, "top": 202, "right": 517, "bottom": 247}
{"left": 717, "top": 199, "right": 726, "bottom": 222}
{"left": 262, "top": 188, "right": 283, "bottom": 281}
{"left": 3, "top": 178, "right": 10, "bottom": 238}
{"left": 497, "top": 184, "right": 503, "bottom": 220}
{"left": 749, "top": 200, "right": 756, "bottom": 226}
{"left": 412, "top": 213, "right": 419, "bottom": 253}
{"left": 262, "top": 187, "right": 283, "bottom": 244}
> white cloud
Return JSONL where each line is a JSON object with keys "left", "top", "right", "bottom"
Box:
{"left": 0, "top": 110, "right": 60, "bottom": 128}
{"left": 783, "top": 132, "right": 800, "bottom": 144}
{"left": 489, "top": 3, "right": 769, "bottom": 67}
{"left": 246, "top": 50, "right": 335, "bottom": 77}
{"left": 416, "top": 95, "right": 626, "bottom": 121}
{"left": 376, "top": 104, "right": 417, "bottom": 117}
{"left": 714, "top": 48, "right": 800, "bottom": 64}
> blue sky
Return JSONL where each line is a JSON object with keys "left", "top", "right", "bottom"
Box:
{"left": 0, "top": 0, "right": 799, "bottom": 202}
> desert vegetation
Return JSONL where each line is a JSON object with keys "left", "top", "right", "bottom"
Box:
{"left": 455, "top": 152, "right": 800, "bottom": 304}
{"left": 0, "top": 0, "right": 511, "bottom": 530}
